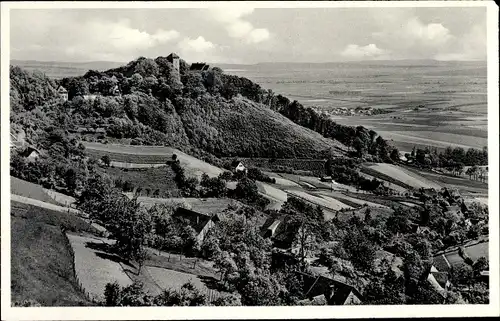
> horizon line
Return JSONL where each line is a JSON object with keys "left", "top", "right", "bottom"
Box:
{"left": 10, "top": 57, "right": 488, "bottom": 66}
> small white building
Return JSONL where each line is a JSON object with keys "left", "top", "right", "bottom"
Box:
{"left": 57, "top": 85, "right": 68, "bottom": 101}
{"left": 232, "top": 161, "right": 247, "bottom": 173}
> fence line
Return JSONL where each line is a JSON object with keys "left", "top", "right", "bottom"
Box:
{"left": 61, "top": 229, "right": 99, "bottom": 305}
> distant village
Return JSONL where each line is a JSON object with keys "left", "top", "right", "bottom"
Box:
{"left": 313, "top": 106, "right": 393, "bottom": 117}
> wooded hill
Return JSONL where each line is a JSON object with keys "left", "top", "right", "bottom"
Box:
{"left": 10, "top": 55, "right": 395, "bottom": 162}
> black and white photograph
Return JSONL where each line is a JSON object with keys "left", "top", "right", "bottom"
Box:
{"left": 1, "top": 1, "right": 499, "bottom": 319}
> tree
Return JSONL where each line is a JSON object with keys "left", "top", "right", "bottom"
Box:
{"left": 238, "top": 272, "right": 284, "bottom": 306}
{"left": 136, "top": 246, "right": 150, "bottom": 275}
{"left": 473, "top": 257, "right": 489, "bottom": 275}
{"left": 152, "top": 281, "right": 207, "bottom": 306}
{"left": 293, "top": 222, "right": 318, "bottom": 270}
{"left": 386, "top": 209, "right": 411, "bottom": 235}
{"left": 342, "top": 228, "right": 377, "bottom": 272}
{"left": 200, "top": 173, "right": 228, "bottom": 198}
{"left": 390, "top": 148, "right": 400, "bottom": 162}
{"left": 101, "top": 155, "right": 111, "bottom": 167}
{"left": 214, "top": 251, "right": 238, "bottom": 282}
{"left": 104, "top": 282, "right": 122, "bottom": 306}
{"left": 451, "top": 263, "right": 474, "bottom": 288}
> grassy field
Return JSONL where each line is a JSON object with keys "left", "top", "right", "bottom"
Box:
{"left": 11, "top": 216, "right": 91, "bottom": 306}
{"left": 336, "top": 206, "right": 394, "bottom": 223}
{"left": 85, "top": 149, "right": 170, "bottom": 164}
{"left": 66, "top": 234, "right": 133, "bottom": 302}
{"left": 11, "top": 177, "right": 60, "bottom": 205}
{"left": 11, "top": 201, "right": 96, "bottom": 306}
{"left": 363, "top": 163, "right": 442, "bottom": 190}
{"left": 84, "top": 142, "right": 224, "bottom": 178}
{"left": 401, "top": 165, "right": 488, "bottom": 195}
{"left": 316, "top": 191, "right": 389, "bottom": 209}
{"left": 99, "top": 166, "right": 181, "bottom": 197}
{"left": 146, "top": 266, "right": 222, "bottom": 302}
{"left": 286, "top": 189, "right": 352, "bottom": 213}
{"left": 11, "top": 201, "right": 95, "bottom": 233}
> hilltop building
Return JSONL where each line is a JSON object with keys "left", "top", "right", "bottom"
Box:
{"left": 190, "top": 62, "right": 210, "bottom": 71}
{"left": 167, "top": 53, "right": 180, "bottom": 80}
{"left": 57, "top": 85, "right": 68, "bottom": 101}
{"left": 110, "top": 84, "right": 121, "bottom": 96}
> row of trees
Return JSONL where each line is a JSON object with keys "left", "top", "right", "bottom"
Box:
{"left": 407, "top": 146, "right": 488, "bottom": 170}
{"left": 268, "top": 94, "right": 393, "bottom": 160}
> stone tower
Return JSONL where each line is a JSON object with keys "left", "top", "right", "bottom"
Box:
{"left": 167, "top": 53, "right": 180, "bottom": 78}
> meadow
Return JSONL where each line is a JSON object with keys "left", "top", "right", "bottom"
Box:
{"left": 11, "top": 201, "right": 96, "bottom": 306}
{"left": 98, "top": 166, "right": 181, "bottom": 197}
{"left": 66, "top": 234, "right": 133, "bottom": 302}
{"left": 84, "top": 142, "right": 224, "bottom": 178}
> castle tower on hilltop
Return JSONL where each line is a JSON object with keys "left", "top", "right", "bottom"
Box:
{"left": 167, "top": 52, "right": 180, "bottom": 71}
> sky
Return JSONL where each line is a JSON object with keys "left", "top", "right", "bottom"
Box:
{"left": 9, "top": 6, "right": 487, "bottom": 64}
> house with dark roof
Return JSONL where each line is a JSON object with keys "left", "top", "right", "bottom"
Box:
{"left": 174, "top": 207, "right": 221, "bottom": 244}
{"left": 426, "top": 265, "right": 451, "bottom": 295}
{"left": 190, "top": 62, "right": 210, "bottom": 71}
{"left": 295, "top": 272, "right": 362, "bottom": 305}
{"left": 261, "top": 216, "right": 298, "bottom": 250}
{"left": 170, "top": 198, "right": 240, "bottom": 243}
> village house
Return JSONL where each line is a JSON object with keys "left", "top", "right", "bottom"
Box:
{"left": 231, "top": 160, "right": 248, "bottom": 174}
{"left": 83, "top": 94, "right": 98, "bottom": 101}
{"left": 19, "top": 146, "right": 41, "bottom": 161}
{"left": 174, "top": 208, "right": 220, "bottom": 244}
{"left": 10, "top": 130, "right": 26, "bottom": 150}
{"left": 171, "top": 198, "right": 240, "bottom": 244}
{"left": 295, "top": 271, "right": 363, "bottom": 305}
{"left": 426, "top": 265, "right": 451, "bottom": 295}
{"left": 57, "top": 85, "right": 68, "bottom": 101}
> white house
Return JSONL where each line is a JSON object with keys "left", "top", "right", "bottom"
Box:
{"left": 235, "top": 162, "right": 246, "bottom": 172}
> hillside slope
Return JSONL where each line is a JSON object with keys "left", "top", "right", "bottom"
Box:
{"left": 10, "top": 56, "right": 348, "bottom": 160}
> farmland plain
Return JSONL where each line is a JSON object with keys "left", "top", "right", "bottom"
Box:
{"left": 217, "top": 60, "right": 487, "bottom": 154}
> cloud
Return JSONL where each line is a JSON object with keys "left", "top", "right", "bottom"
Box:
{"left": 434, "top": 21, "right": 486, "bottom": 61}
{"left": 209, "top": 6, "right": 270, "bottom": 44}
{"left": 178, "top": 36, "right": 216, "bottom": 53}
{"left": 405, "top": 18, "right": 453, "bottom": 46}
{"left": 370, "top": 15, "right": 471, "bottom": 60}
{"left": 81, "top": 19, "right": 180, "bottom": 51}
{"left": 341, "top": 44, "right": 388, "bottom": 60}
{"left": 18, "top": 16, "right": 182, "bottom": 62}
